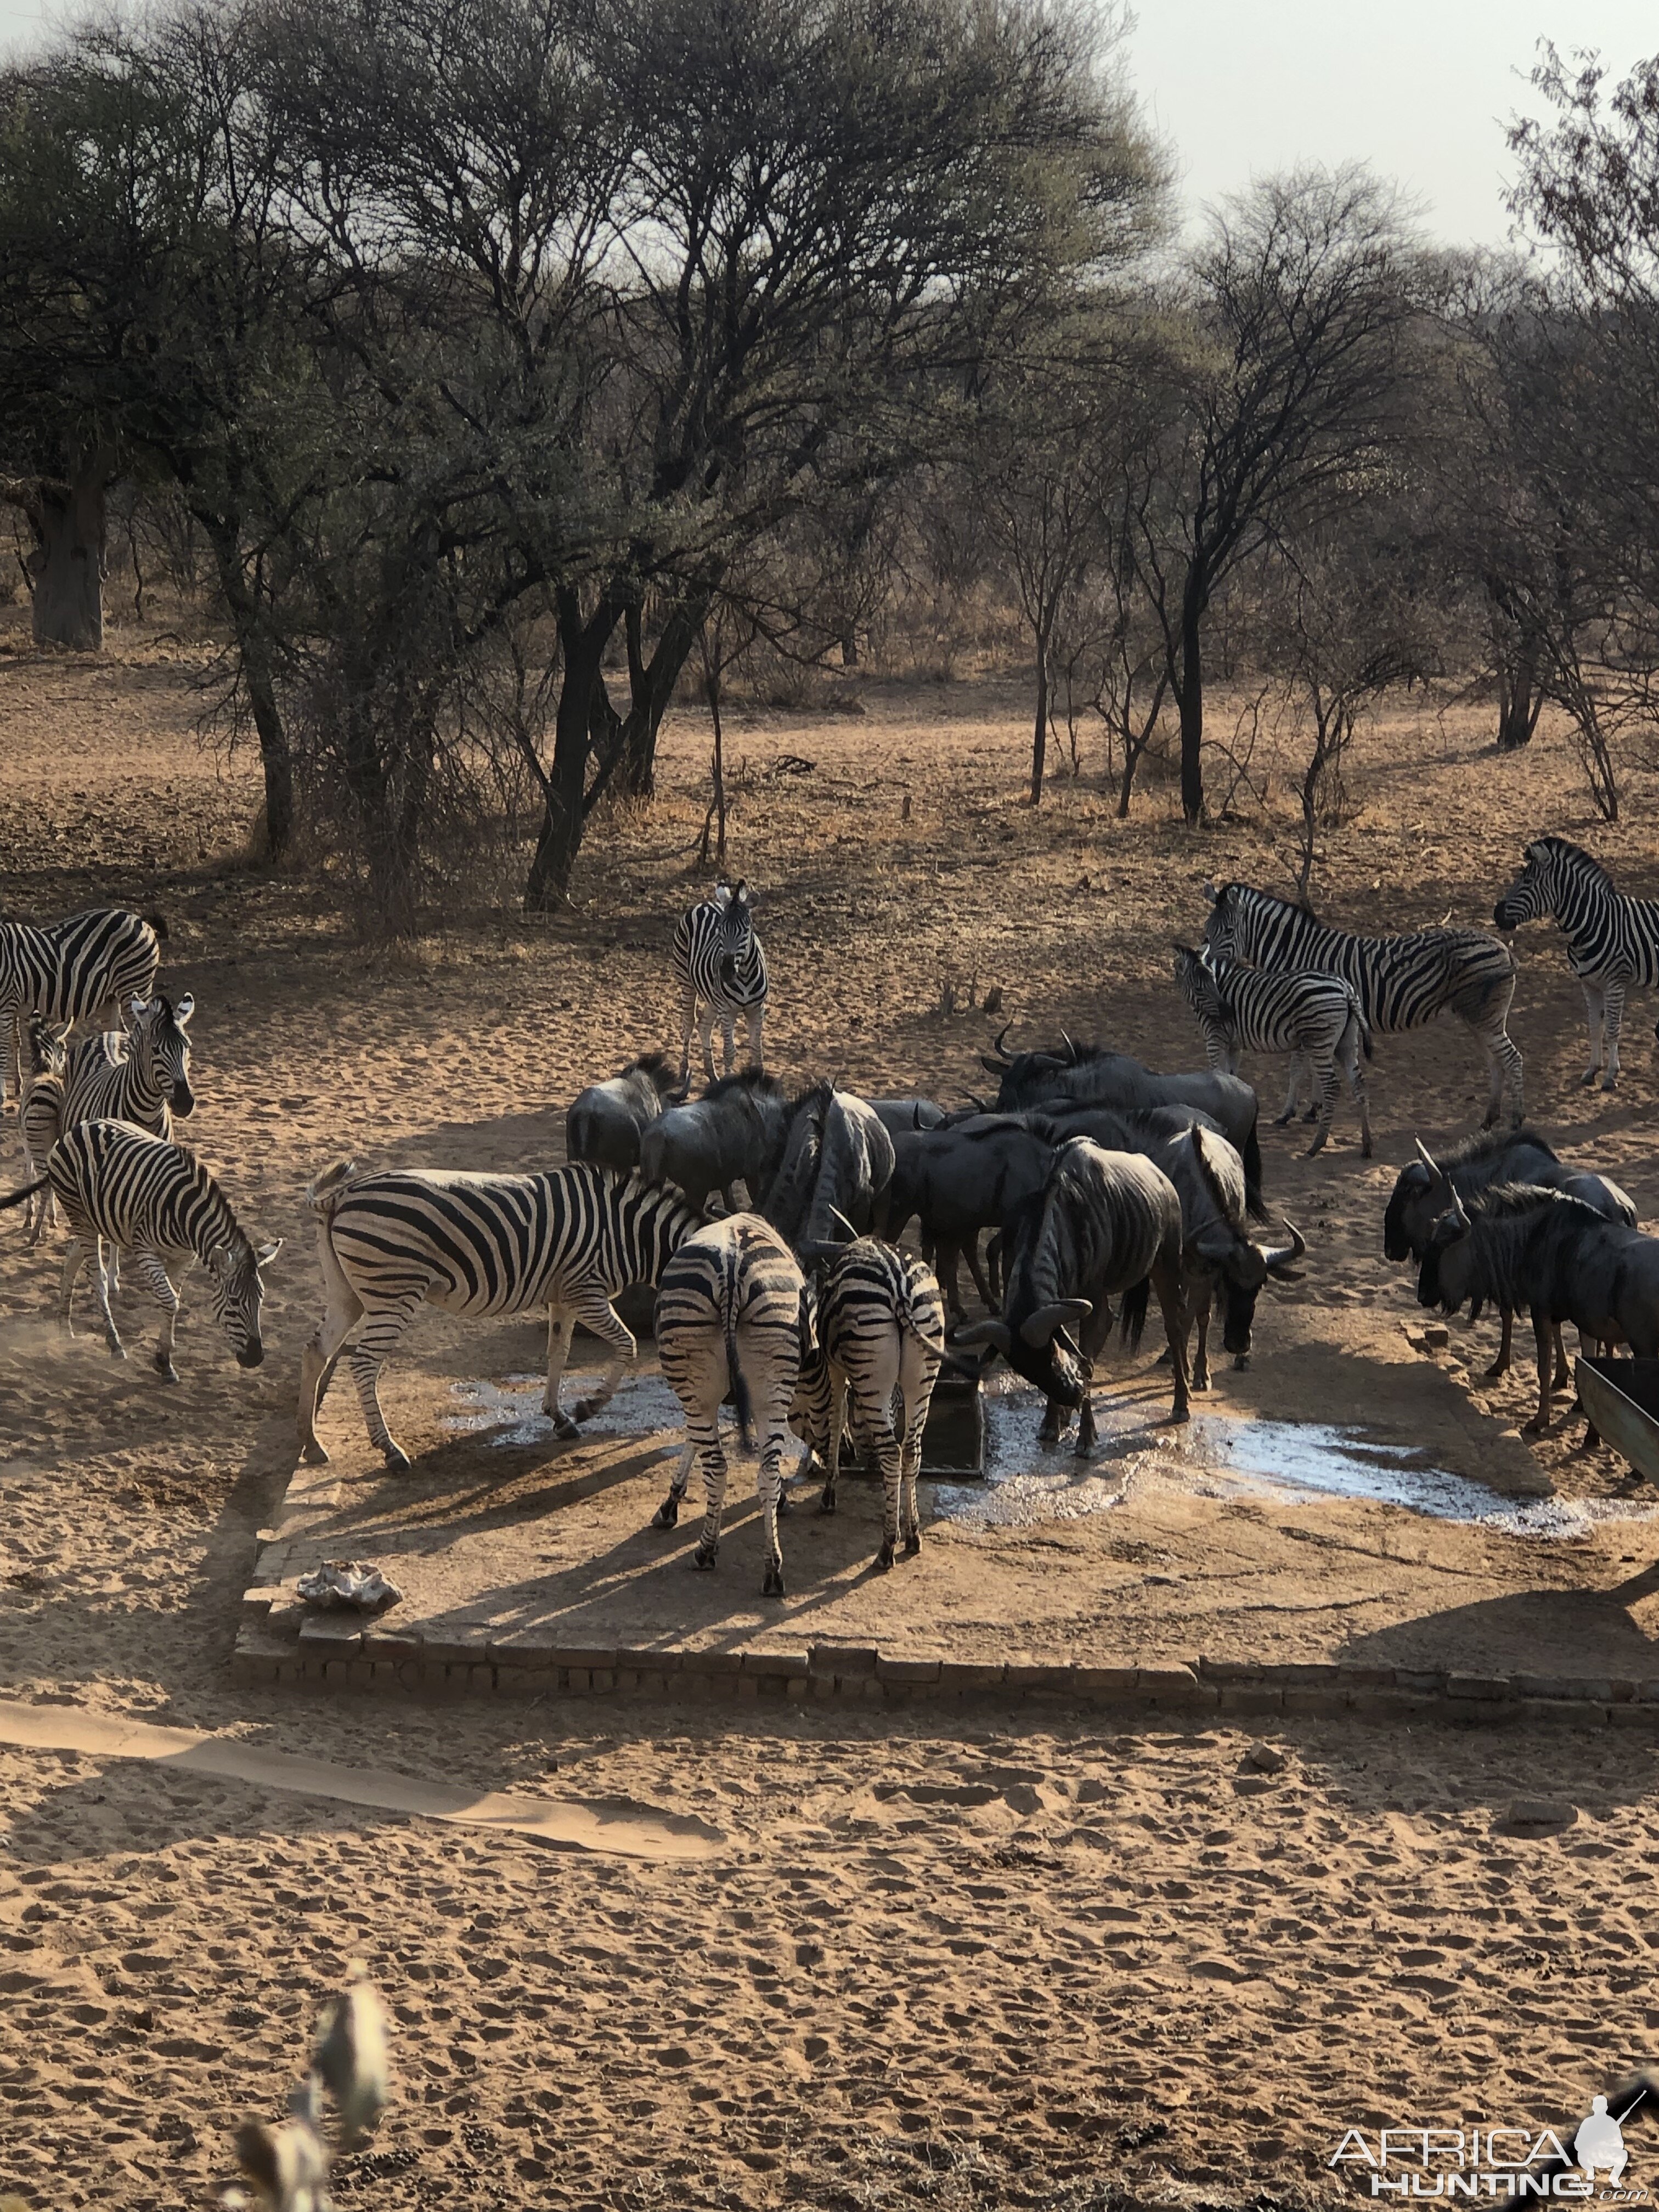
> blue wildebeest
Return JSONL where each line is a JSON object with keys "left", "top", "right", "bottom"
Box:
{"left": 638, "top": 1069, "right": 791, "bottom": 1214}
{"left": 765, "top": 1082, "right": 895, "bottom": 1258}
{"left": 952, "top": 1137, "right": 1188, "bottom": 1453}
{"left": 567, "top": 1053, "right": 681, "bottom": 1174}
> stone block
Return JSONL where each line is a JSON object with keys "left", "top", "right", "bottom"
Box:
{"left": 1005, "top": 1663, "right": 1068, "bottom": 1690}
{"left": 937, "top": 1660, "right": 1005, "bottom": 1691}
{"left": 1443, "top": 1673, "right": 1510, "bottom": 1701}
{"left": 1282, "top": 1688, "right": 1353, "bottom": 1719}
{"left": 680, "top": 1649, "right": 744, "bottom": 1677}
{"left": 417, "top": 1628, "right": 490, "bottom": 1667}
{"left": 1197, "top": 1657, "right": 1261, "bottom": 1683}
{"left": 876, "top": 1656, "right": 941, "bottom": 1684}
{"left": 1333, "top": 1663, "right": 1398, "bottom": 1689}
{"left": 744, "top": 1650, "right": 811, "bottom": 1678}
{"left": 811, "top": 1643, "right": 877, "bottom": 1678}
{"left": 1136, "top": 1664, "right": 1203, "bottom": 1700}
{"left": 363, "top": 1628, "right": 422, "bottom": 1661}
{"left": 548, "top": 1645, "right": 619, "bottom": 1673}
{"left": 1220, "top": 1685, "right": 1285, "bottom": 1716}
{"left": 298, "top": 1615, "right": 362, "bottom": 1655}
{"left": 1070, "top": 1665, "right": 1141, "bottom": 1694}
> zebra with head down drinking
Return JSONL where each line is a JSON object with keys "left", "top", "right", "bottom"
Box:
{"left": 1203, "top": 882, "right": 1522, "bottom": 1128}
{"left": 1494, "top": 836, "right": 1659, "bottom": 1091}
{"left": 672, "top": 881, "right": 768, "bottom": 1086}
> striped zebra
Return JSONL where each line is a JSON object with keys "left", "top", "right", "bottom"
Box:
{"left": 18, "top": 1015, "right": 67, "bottom": 1243}
{"left": 794, "top": 1237, "right": 945, "bottom": 1570}
{"left": 0, "top": 1119, "right": 279, "bottom": 1380}
{"left": 1494, "top": 836, "right": 1659, "bottom": 1090}
{"left": 651, "top": 1214, "right": 805, "bottom": 1596}
{"left": 1172, "top": 944, "right": 1373, "bottom": 1157}
{"left": 297, "top": 1160, "right": 699, "bottom": 1470}
{"left": 673, "top": 880, "right": 768, "bottom": 1086}
{"left": 0, "top": 907, "right": 165, "bottom": 1112}
{"left": 61, "top": 994, "right": 196, "bottom": 1141}
{"left": 1203, "top": 882, "right": 1522, "bottom": 1127}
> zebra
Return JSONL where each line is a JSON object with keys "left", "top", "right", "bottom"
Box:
{"left": 18, "top": 1014, "right": 67, "bottom": 1243}
{"left": 1493, "top": 836, "right": 1659, "bottom": 1090}
{"left": 0, "top": 906, "right": 165, "bottom": 1113}
{"left": 0, "top": 1118, "right": 279, "bottom": 1380}
{"left": 793, "top": 1237, "right": 945, "bottom": 1570}
{"left": 1172, "top": 943, "right": 1373, "bottom": 1157}
{"left": 297, "top": 1160, "right": 699, "bottom": 1470}
{"left": 651, "top": 1214, "right": 805, "bottom": 1596}
{"left": 61, "top": 994, "right": 196, "bottom": 1141}
{"left": 1203, "top": 882, "right": 1522, "bottom": 1127}
{"left": 673, "top": 880, "right": 768, "bottom": 1086}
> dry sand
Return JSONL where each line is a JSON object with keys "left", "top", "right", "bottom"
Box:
{"left": 3, "top": 616, "right": 1659, "bottom": 2207}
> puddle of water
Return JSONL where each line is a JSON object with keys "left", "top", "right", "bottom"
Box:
{"left": 446, "top": 1372, "right": 684, "bottom": 1450}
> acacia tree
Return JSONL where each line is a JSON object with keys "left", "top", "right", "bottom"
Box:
{"left": 1127, "top": 166, "right": 1427, "bottom": 827}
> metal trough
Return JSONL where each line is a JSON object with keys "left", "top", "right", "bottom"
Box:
{"left": 1575, "top": 1357, "right": 1659, "bottom": 1484}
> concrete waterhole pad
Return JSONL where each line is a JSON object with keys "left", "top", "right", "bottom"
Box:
{"left": 238, "top": 1302, "right": 1659, "bottom": 1705}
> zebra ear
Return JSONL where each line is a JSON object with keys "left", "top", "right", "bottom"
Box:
{"left": 174, "top": 994, "right": 195, "bottom": 1026}
{"left": 129, "top": 995, "right": 149, "bottom": 1022}
{"left": 255, "top": 1238, "right": 282, "bottom": 1266}
{"left": 1202, "top": 882, "right": 1219, "bottom": 904}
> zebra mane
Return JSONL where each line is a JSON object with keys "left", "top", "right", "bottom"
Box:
{"left": 1530, "top": 833, "right": 1612, "bottom": 887}
{"left": 1217, "top": 881, "right": 1319, "bottom": 923}
{"left": 1435, "top": 1124, "right": 1560, "bottom": 1171}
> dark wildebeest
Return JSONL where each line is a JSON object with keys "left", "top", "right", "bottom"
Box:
{"left": 1385, "top": 1130, "right": 1637, "bottom": 1384}
{"left": 638, "top": 1069, "right": 789, "bottom": 1214}
{"left": 884, "top": 1114, "right": 1056, "bottom": 1318}
{"left": 952, "top": 1137, "right": 1188, "bottom": 1452}
{"left": 983, "top": 1030, "right": 1265, "bottom": 1218}
{"left": 868, "top": 1097, "right": 946, "bottom": 1138}
{"left": 765, "top": 1082, "right": 896, "bottom": 1257}
{"left": 566, "top": 1052, "right": 681, "bottom": 1175}
{"left": 1031, "top": 1109, "right": 1304, "bottom": 1386}
{"left": 1418, "top": 1178, "right": 1659, "bottom": 1436}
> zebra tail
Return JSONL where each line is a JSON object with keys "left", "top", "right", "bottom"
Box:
{"left": 723, "top": 1302, "right": 755, "bottom": 1453}
{"left": 1119, "top": 1276, "right": 1150, "bottom": 1355}
{"left": 142, "top": 911, "right": 170, "bottom": 941}
{"left": 0, "top": 1175, "right": 49, "bottom": 1214}
{"left": 306, "top": 1158, "right": 360, "bottom": 1218}
{"left": 1242, "top": 1116, "right": 1268, "bottom": 1223}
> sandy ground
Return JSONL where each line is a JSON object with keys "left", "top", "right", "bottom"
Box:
{"left": 3, "top": 617, "right": 1659, "bottom": 2206}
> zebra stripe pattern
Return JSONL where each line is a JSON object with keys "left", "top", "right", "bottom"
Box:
{"left": 1203, "top": 882, "right": 1522, "bottom": 1127}
{"left": 0, "top": 1118, "right": 279, "bottom": 1380}
{"left": 1494, "top": 836, "right": 1659, "bottom": 1090}
{"left": 652, "top": 1214, "right": 805, "bottom": 1596}
{"left": 0, "top": 907, "right": 164, "bottom": 1110}
{"left": 19, "top": 1015, "right": 66, "bottom": 1244}
{"left": 673, "top": 879, "right": 768, "bottom": 1085}
{"left": 1172, "top": 944, "right": 1373, "bottom": 1157}
{"left": 61, "top": 994, "right": 196, "bottom": 1142}
{"left": 297, "top": 1160, "right": 699, "bottom": 1470}
{"left": 794, "top": 1237, "right": 945, "bottom": 1570}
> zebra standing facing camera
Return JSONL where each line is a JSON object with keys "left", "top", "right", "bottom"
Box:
{"left": 0, "top": 905, "right": 166, "bottom": 1114}
{"left": 1494, "top": 836, "right": 1659, "bottom": 1090}
{"left": 673, "top": 880, "right": 768, "bottom": 1085}
{"left": 1171, "top": 944, "right": 1372, "bottom": 1156}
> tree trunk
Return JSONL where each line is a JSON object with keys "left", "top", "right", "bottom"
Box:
{"left": 1495, "top": 635, "right": 1545, "bottom": 753}
{"left": 839, "top": 621, "right": 858, "bottom": 668}
{"left": 29, "top": 450, "right": 114, "bottom": 651}
{"left": 526, "top": 590, "right": 618, "bottom": 910}
{"left": 1178, "top": 574, "right": 1205, "bottom": 828}
{"left": 1028, "top": 623, "right": 1050, "bottom": 806}
{"left": 202, "top": 515, "right": 295, "bottom": 863}
{"left": 611, "top": 593, "right": 708, "bottom": 803}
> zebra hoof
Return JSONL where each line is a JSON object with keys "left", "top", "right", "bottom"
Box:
{"left": 1579, "top": 1071, "right": 1599, "bottom": 1090}
{"left": 817, "top": 1490, "right": 837, "bottom": 1516}
{"left": 1232, "top": 1353, "right": 1250, "bottom": 1372}
{"left": 1601, "top": 1077, "right": 1620, "bottom": 1094}
{"left": 1270, "top": 1110, "right": 1295, "bottom": 1126}
{"left": 383, "top": 1444, "right": 412, "bottom": 1472}
{"left": 1302, "top": 1138, "right": 1328, "bottom": 1158}
{"left": 552, "top": 1413, "right": 580, "bottom": 1440}
{"left": 651, "top": 1498, "right": 680, "bottom": 1530}
{"left": 761, "top": 1561, "right": 785, "bottom": 1599}
{"left": 691, "top": 1543, "right": 718, "bottom": 1572}
{"left": 105, "top": 1340, "right": 126, "bottom": 1362}
{"left": 571, "top": 1396, "right": 605, "bottom": 1423}
{"left": 301, "top": 1441, "right": 332, "bottom": 1467}
{"left": 876, "top": 1542, "right": 895, "bottom": 1571}
{"left": 153, "top": 1357, "right": 179, "bottom": 1384}
{"left": 902, "top": 1531, "right": 921, "bottom": 1558}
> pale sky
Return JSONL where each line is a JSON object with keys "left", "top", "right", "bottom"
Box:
{"left": 1127, "top": 0, "right": 1659, "bottom": 245}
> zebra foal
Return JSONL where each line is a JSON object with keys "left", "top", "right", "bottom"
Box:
{"left": 1494, "top": 836, "right": 1659, "bottom": 1090}
{"left": 673, "top": 880, "right": 768, "bottom": 1085}
{"left": 0, "top": 906, "right": 165, "bottom": 1113}
{"left": 0, "top": 1118, "right": 279, "bottom": 1380}
{"left": 298, "top": 1161, "right": 698, "bottom": 1470}
{"left": 18, "top": 1015, "right": 67, "bottom": 1243}
{"left": 652, "top": 1214, "right": 805, "bottom": 1596}
{"left": 1172, "top": 944, "right": 1372, "bottom": 1156}
{"left": 1203, "top": 882, "right": 1522, "bottom": 1127}
{"left": 62, "top": 994, "right": 196, "bottom": 1140}
{"left": 795, "top": 1237, "right": 945, "bottom": 1570}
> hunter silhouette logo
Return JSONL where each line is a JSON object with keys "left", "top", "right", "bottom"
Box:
{"left": 1576, "top": 2100, "right": 1631, "bottom": 2190}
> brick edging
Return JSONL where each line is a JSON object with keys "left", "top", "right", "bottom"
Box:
{"left": 230, "top": 1599, "right": 1659, "bottom": 1725}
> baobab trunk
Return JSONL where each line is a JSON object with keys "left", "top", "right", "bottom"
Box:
{"left": 30, "top": 450, "right": 115, "bottom": 651}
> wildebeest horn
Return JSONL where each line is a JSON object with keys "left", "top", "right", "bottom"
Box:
{"left": 1058, "top": 1028, "right": 1076, "bottom": 1056}
{"left": 1414, "top": 1137, "right": 1442, "bottom": 1179}
{"left": 1020, "top": 1297, "right": 1093, "bottom": 1348}
{"left": 1260, "top": 1220, "right": 1307, "bottom": 1274}
{"left": 952, "top": 1318, "right": 1012, "bottom": 1355}
{"left": 827, "top": 1205, "right": 860, "bottom": 1244}
{"left": 991, "top": 1024, "right": 1013, "bottom": 1060}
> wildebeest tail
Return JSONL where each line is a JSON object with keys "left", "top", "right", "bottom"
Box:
{"left": 0, "top": 1175, "right": 49, "bottom": 1214}
{"left": 1242, "top": 1114, "right": 1268, "bottom": 1222}
{"left": 1119, "top": 1276, "right": 1150, "bottom": 1355}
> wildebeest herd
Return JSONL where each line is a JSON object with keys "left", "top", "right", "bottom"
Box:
{"left": 2, "top": 839, "right": 1658, "bottom": 1596}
